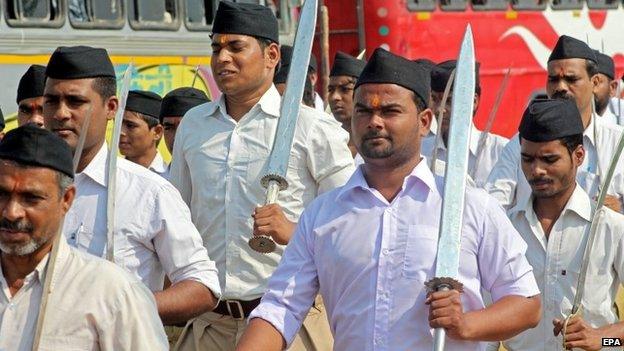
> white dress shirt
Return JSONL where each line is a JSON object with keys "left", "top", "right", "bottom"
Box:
{"left": 608, "top": 97, "right": 623, "bottom": 125}
{"left": 170, "top": 84, "right": 354, "bottom": 300}
{"left": 505, "top": 185, "right": 624, "bottom": 351}
{"left": 250, "top": 160, "right": 540, "bottom": 351}
{"left": 148, "top": 151, "right": 170, "bottom": 180}
{"left": 0, "top": 239, "right": 168, "bottom": 351}
{"left": 421, "top": 124, "right": 508, "bottom": 187}
{"left": 485, "top": 116, "right": 624, "bottom": 210}
{"left": 63, "top": 144, "right": 221, "bottom": 296}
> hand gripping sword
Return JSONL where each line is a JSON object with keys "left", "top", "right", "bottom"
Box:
{"left": 106, "top": 63, "right": 133, "bottom": 262}
{"left": 562, "top": 129, "right": 624, "bottom": 347}
{"left": 425, "top": 25, "right": 475, "bottom": 351}
{"left": 248, "top": 0, "right": 318, "bottom": 253}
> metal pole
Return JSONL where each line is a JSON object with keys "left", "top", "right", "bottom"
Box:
{"left": 319, "top": 4, "right": 330, "bottom": 105}
{"left": 356, "top": 0, "right": 366, "bottom": 53}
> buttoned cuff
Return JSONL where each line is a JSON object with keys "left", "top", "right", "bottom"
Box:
{"left": 248, "top": 300, "right": 304, "bottom": 347}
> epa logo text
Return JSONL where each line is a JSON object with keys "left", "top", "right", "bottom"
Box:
{"left": 602, "top": 337, "right": 622, "bottom": 347}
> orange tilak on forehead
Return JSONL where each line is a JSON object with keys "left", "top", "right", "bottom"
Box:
{"left": 219, "top": 35, "right": 229, "bottom": 45}
{"left": 371, "top": 94, "right": 381, "bottom": 108}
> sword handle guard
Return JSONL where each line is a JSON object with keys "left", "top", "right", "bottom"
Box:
{"left": 261, "top": 174, "right": 288, "bottom": 192}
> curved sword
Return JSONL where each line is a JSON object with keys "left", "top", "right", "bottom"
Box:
{"left": 106, "top": 63, "right": 133, "bottom": 262}
{"left": 426, "top": 25, "right": 475, "bottom": 351}
{"left": 248, "top": 0, "right": 319, "bottom": 253}
{"left": 429, "top": 69, "right": 456, "bottom": 172}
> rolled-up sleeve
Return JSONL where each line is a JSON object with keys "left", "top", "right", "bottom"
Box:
{"left": 249, "top": 208, "right": 320, "bottom": 346}
{"left": 478, "top": 196, "right": 540, "bottom": 302}
{"left": 305, "top": 115, "right": 355, "bottom": 194}
{"left": 151, "top": 183, "right": 222, "bottom": 298}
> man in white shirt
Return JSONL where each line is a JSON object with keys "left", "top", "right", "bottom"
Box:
{"left": 16, "top": 65, "right": 46, "bottom": 128}
{"left": 170, "top": 2, "right": 354, "bottom": 350}
{"left": 593, "top": 51, "right": 619, "bottom": 125}
{"left": 237, "top": 48, "right": 541, "bottom": 351}
{"left": 504, "top": 98, "right": 624, "bottom": 350}
{"left": 486, "top": 35, "right": 624, "bottom": 212}
{"left": 422, "top": 60, "right": 508, "bottom": 187}
{"left": 119, "top": 90, "right": 170, "bottom": 179}
{"left": 0, "top": 125, "right": 168, "bottom": 350}
{"left": 42, "top": 45, "right": 221, "bottom": 325}
{"left": 160, "top": 87, "right": 210, "bottom": 155}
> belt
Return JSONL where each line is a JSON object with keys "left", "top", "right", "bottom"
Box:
{"left": 212, "top": 298, "right": 261, "bottom": 320}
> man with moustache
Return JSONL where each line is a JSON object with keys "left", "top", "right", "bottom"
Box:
{"left": 160, "top": 87, "right": 210, "bottom": 156}
{"left": 119, "top": 90, "right": 169, "bottom": 179}
{"left": 170, "top": 2, "right": 353, "bottom": 350}
{"left": 16, "top": 65, "right": 47, "bottom": 128}
{"left": 236, "top": 48, "right": 541, "bottom": 351}
{"left": 0, "top": 125, "right": 168, "bottom": 350}
{"left": 486, "top": 35, "right": 624, "bottom": 212}
{"left": 421, "top": 60, "right": 508, "bottom": 187}
{"left": 503, "top": 99, "right": 624, "bottom": 351}
{"left": 328, "top": 51, "right": 366, "bottom": 156}
{"left": 42, "top": 45, "right": 221, "bottom": 325}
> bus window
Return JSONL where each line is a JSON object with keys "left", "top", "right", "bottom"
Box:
{"left": 511, "top": 0, "right": 547, "bottom": 10}
{"left": 129, "top": 0, "right": 180, "bottom": 30}
{"left": 5, "top": 0, "right": 64, "bottom": 27}
{"left": 407, "top": 0, "right": 437, "bottom": 12}
{"left": 184, "top": 0, "right": 216, "bottom": 30}
{"left": 70, "top": 0, "right": 124, "bottom": 29}
{"left": 587, "top": 0, "right": 618, "bottom": 9}
{"left": 472, "top": 0, "right": 508, "bottom": 10}
{"left": 551, "top": 0, "right": 583, "bottom": 10}
{"left": 440, "top": 0, "right": 468, "bottom": 11}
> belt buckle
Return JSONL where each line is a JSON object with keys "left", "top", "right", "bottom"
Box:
{"left": 226, "top": 300, "right": 245, "bottom": 321}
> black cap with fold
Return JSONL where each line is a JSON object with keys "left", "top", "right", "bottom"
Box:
{"left": 212, "top": 1, "right": 279, "bottom": 44}
{"left": 17, "top": 65, "right": 47, "bottom": 103}
{"left": 0, "top": 124, "right": 74, "bottom": 177}
{"left": 355, "top": 48, "right": 430, "bottom": 108}
{"left": 593, "top": 50, "right": 615, "bottom": 80}
{"left": 125, "top": 90, "right": 162, "bottom": 119}
{"left": 330, "top": 51, "right": 366, "bottom": 78}
{"left": 159, "top": 87, "right": 209, "bottom": 121}
{"left": 430, "top": 60, "right": 481, "bottom": 95}
{"left": 46, "top": 46, "right": 116, "bottom": 79}
{"left": 548, "top": 35, "right": 597, "bottom": 63}
{"left": 519, "top": 99, "right": 584, "bottom": 142}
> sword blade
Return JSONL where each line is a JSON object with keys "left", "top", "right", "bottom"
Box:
{"left": 429, "top": 69, "right": 456, "bottom": 172}
{"left": 106, "top": 63, "right": 133, "bottom": 262}
{"left": 432, "top": 25, "right": 475, "bottom": 351}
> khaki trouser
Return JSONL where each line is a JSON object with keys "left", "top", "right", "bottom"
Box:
{"left": 174, "top": 296, "right": 333, "bottom": 351}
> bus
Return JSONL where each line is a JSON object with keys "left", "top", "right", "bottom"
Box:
{"left": 0, "top": 0, "right": 298, "bottom": 151}
{"left": 320, "top": 0, "right": 624, "bottom": 138}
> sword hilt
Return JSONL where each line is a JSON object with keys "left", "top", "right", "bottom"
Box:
{"left": 249, "top": 177, "right": 287, "bottom": 253}
{"left": 427, "top": 278, "right": 464, "bottom": 351}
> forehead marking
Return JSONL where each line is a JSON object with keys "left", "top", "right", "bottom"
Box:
{"left": 371, "top": 94, "right": 381, "bottom": 108}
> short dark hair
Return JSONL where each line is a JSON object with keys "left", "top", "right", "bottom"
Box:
{"left": 136, "top": 112, "right": 160, "bottom": 129}
{"left": 412, "top": 91, "right": 427, "bottom": 112}
{"left": 255, "top": 37, "right": 274, "bottom": 51}
{"left": 560, "top": 133, "right": 583, "bottom": 155}
{"left": 92, "top": 76, "right": 116, "bottom": 100}
{"left": 586, "top": 59, "right": 598, "bottom": 78}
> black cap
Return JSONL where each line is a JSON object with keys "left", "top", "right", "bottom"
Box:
{"left": 274, "top": 64, "right": 290, "bottom": 85}
{"left": 594, "top": 50, "right": 615, "bottom": 80}
{"left": 431, "top": 60, "right": 481, "bottom": 95}
{"left": 0, "top": 124, "right": 74, "bottom": 177}
{"left": 519, "top": 99, "right": 584, "bottom": 142}
{"left": 46, "top": 46, "right": 116, "bottom": 79}
{"left": 17, "top": 65, "right": 47, "bottom": 103}
{"left": 159, "top": 87, "right": 210, "bottom": 121}
{"left": 355, "top": 48, "right": 430, "bottom": 108}
{"left": 548, "top": 35, "right": 597, "bottom": 63}
{"left": 125, "top": 90, "right": 162, "bottom": 119}
{"left": 280, "top": 45, "right": 317, "bottom": 72}
{"left": 413, "top": 58, "right": 436, "bottom": 73}
{"left": 330, "top": 51, "right": 366, "bottom": 78}
{"left": 212, "top": 1, "right": 279, "bottom": 44}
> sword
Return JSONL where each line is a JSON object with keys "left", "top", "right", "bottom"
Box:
{"left": 425, "top": 25, "right": 475, "bottom": 351}
{"left": 248, "top": 0, "right": 318, "bottom": 253}
{"left": 32, "top": 106, "right": 94, "bottom": 351}
{"left": 356, "top": 49, "right": 366, "bottom": 60}
{"left": 191, "top": 64, "right": 200, "bottom": 88}
{"left": 563, "top": 128, "right": 624, "bottom": 346}
{"left": 106, "top": 63, "right": 133, "bottom": 262}
{"left": 429, "top": 68, "right": 456, "bottom": 172}
{"left": 470, "top": 67, "right": 511, "bottom": 180}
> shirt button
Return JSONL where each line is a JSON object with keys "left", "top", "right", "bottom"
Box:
{"left": 382, "top": 249, "right": 389, "bottom": 256}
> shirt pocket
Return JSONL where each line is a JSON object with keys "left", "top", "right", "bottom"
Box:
{"left": 402, "top": 224, "right": 439, "bottom": 282}
{"left": 39, "top": 335, "right": 97, "bottom": 350}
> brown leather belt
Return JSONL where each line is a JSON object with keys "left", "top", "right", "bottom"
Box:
{"left": 213, "top": 298, "right": 261, "bottom": 320}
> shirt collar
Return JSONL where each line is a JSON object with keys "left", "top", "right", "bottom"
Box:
{"left": 584, "top": 114, "right": 596, "bottom": 147}
{"left": 337, "top": 158, "right": 437, "bottom": 202}
{"left": 207, "top": 84, "right": 282, "bottom": 121}
{"left": 434, "top": 122, "right": 480, "bottom": 156}
{"left": 509, "top": 183, "right": 592, "bottom": 223}
{"left": 148, "top": 152, "right": 168, "bottom": 174}
{"left": 78, "top": 143, "right": 108, "bottom": 187}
